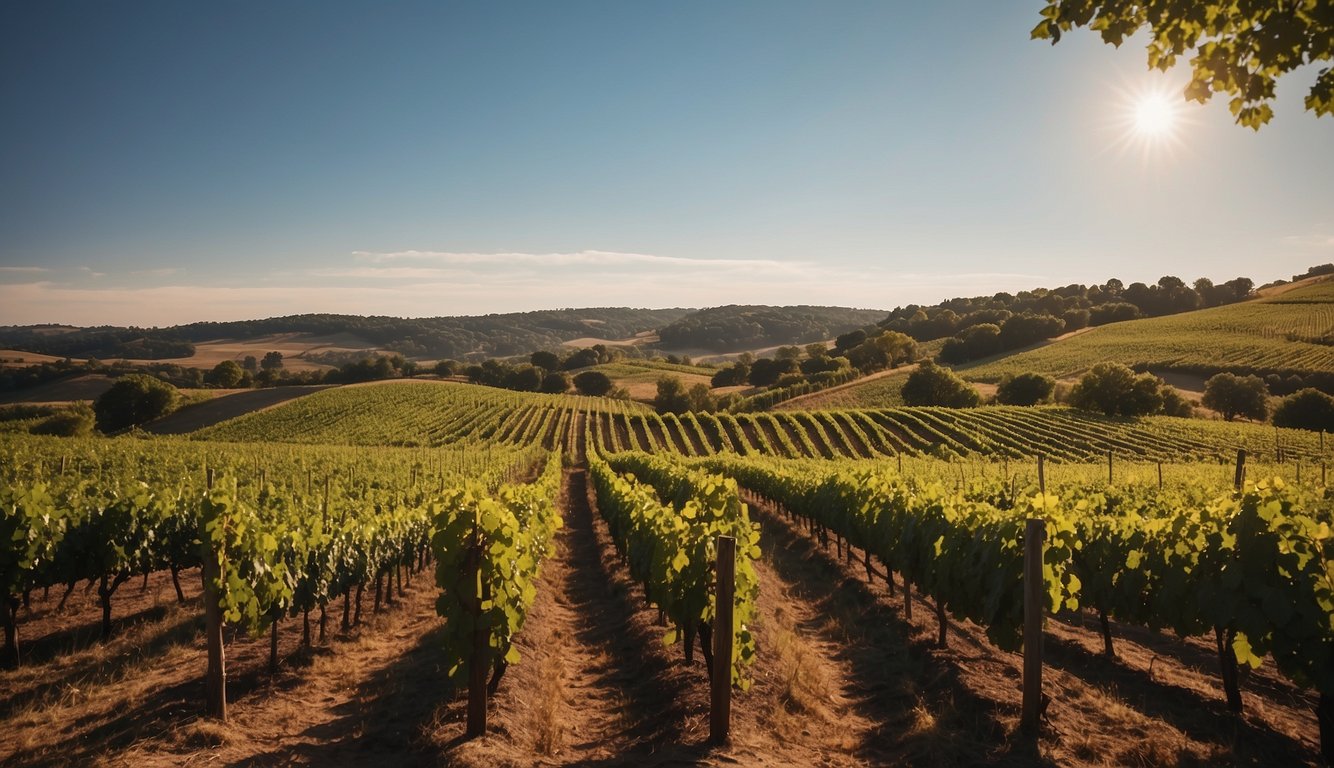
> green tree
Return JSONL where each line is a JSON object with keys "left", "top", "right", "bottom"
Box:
{"left": 901, "top": 362, "right": 981, "bottom": 408}
{"left": 846, "top": 331, "right": 918, "bottom": 373}
{"left": 747, "top": 358, "right": 798, "bottom": 387}
{"left": 1068, "top": 363, "right": 1165, "bottom": 417}
{"left": 539, "top": 371, "right": 570, "bottom": 394}
{"left": 1160, "top": 387, "right": 1195, "bottom": 418}
{"left": 711, "top": 362, "right": 750, "bottom": 387}
{"left": 93, "top": 374, "right": 180, "bottom": 432}
{"left": 654, "top": 376, "right": 691, "bottom": 414}
{"left": 261, "top": 351, "right": 284, "bottom": 370}
{"left": 1272, "top": 388, "right": 1334, "bottom": 432}
{"left": 207, "top": 360, "right": 246, "bottom": 388}
{"left": 1033, "top": 1, "right": 1333, "bottom": 127}
{"left": 687, "top": 383, "right": 717, "bottom": 412}
{"left": 572, "top": 370, "right": 613, "bottom": 396}
{"left": 241, "top": 355, "right": 259, "bottom": 372}
{"left": 530, "top": 351, "right": 561, "bottom": 371}
{"left": 506, "top": 365, "right": 543, "bottom": 392}
{"left": 996, "top": 372, "right": 1056, "bottom": 406}
{"left": 1201, "top": 373, "right": 1269, "bottom": 421}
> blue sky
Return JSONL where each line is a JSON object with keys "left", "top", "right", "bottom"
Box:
{"left": 2, "top": 1, "right": 1331, "bottom": 326}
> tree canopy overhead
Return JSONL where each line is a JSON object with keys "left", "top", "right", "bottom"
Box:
{"left": 1033, "top": 0, "right": 1334, "bottom": 128}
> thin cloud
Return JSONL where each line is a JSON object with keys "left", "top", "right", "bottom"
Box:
{"left": 0, "top": 266, "right": 50, "bottom": 273}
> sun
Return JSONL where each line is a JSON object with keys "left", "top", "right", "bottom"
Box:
{"left": 1103, "top": 79, "right": 1193, "bottom": 163}
{"left": 1133, "top": 92, "right": 1177, "bottom": 137}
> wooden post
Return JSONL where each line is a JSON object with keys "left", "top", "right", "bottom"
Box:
{"left": 1021, "top": 517, "right": 1046, "bottom": 735}
{"left": 1037, "top": 454, "right": 1045, "bottom": 497}
{"left": 711, "top": 536, "right": 736, "bottom": 745}
{"left": 203, "top": 469, "right": 227, "bottom": 721}
{"left": 1106, "top": 450, "right": 1113, "bottom": 485}
{"left": 1234, "top": 449, "right": 1247, "bottom": 492}
{"left": 896, "top": 452, "right": 902, "bottom": 473}
{"left": 1157, "top": 461, "right": 1163, "bottom": 491}
{"left": 465, "top": 537, "right": 488, "bottom": 739}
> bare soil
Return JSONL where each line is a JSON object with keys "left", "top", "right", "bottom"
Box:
{"left": 0, "top": 374, "right": 115, "bottom": 405}
{"left": 145, "top": 385, "right": 335, "bottom": 434}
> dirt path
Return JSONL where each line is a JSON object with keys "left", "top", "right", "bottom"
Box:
{"left": 449, "top": 466, "right": 709, "bottom": 766}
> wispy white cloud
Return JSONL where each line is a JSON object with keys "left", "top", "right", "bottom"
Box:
{"left": 0, "top": 266, "right": 50, "bottom": 273}
{"left": 351, "top": 249, "right": 804, "bottom": 272}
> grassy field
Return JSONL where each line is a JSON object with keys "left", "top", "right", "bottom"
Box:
{"left": 957, "top": 278, "right": 1334, "bottom": 382}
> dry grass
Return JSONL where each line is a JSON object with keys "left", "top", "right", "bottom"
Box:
{"left": 768, "top": 606, "right": 834, "bottom": 717}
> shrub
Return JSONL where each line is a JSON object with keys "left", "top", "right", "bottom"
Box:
{"left": 901, "top": 362, "right": 980, "bottom": 407}
{"left": 996, "top": 373, "right": 1056, "bottom": 406}
{"left": 94, "top": 374, "right": 180, "bottom": 432}
{"left": 30, "top": 404, "right": 95, "bottom": 437}
{"left": 572, "top": 371, "right": 613, "bottom": 396}
{"left": 1068, "top": 362, "right": 1164, "bottom": 417}
{"left": 1272, "top": 388, "right": 1334, "bottom": 432}
{"left": 1201, "top": 373, "right": 1269, "bottom": 421}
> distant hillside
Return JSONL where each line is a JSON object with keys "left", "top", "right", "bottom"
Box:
{"left": 655, "top": 305, "right": 886, "bottom": 353}
{"left": 957, "top": 278, "right": 1334, "bottom": 385}
{"left": 0, "top": 308, "right": 694, "bottom": 361}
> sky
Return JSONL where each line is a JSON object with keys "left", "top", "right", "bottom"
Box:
{"left": 2, "top": 1, "right": 1332, "bottom": 327}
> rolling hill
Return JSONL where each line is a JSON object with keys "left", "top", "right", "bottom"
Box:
{"left": 955, "top": 278, "right": 1334, "bottom": 384}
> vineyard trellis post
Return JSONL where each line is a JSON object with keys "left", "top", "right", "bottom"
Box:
{"left": 1022, "top": 454, "right": 1047, "bottom": 735}
{"left": 466, "top": 532, "right": 489, "bottom": 739}
{"left": 203, "top": 468, "right": 227, "bottom": 722}
{"left": 1234, "top": 449, "right": 1247, "bottom": 492}
{"left": 711, "top": 535, "right": 736, "bottom": 745}
{"left": 1021, "top": 516, "right": 1045, "bottom": 735}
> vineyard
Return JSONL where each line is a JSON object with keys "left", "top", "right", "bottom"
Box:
{"left": 587, "top": 404, "right": 1330, "bottom": 463}
{"left": 2, "top": 379, "right": 1332, "bottom": 766}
